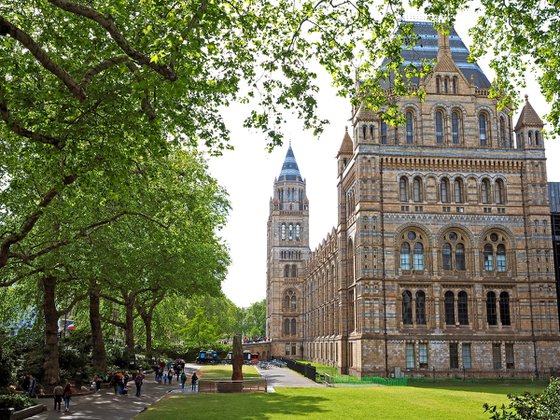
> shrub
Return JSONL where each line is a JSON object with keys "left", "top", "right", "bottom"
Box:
{"left": 484, "top": 377, "right": 560, "bottom": 419}
{"left": 0, "top": 394, "right": 35, "bottom": 411}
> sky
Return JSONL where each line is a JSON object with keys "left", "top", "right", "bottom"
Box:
{"left": 208, "top": 16, "right": 560, "bottom": 309}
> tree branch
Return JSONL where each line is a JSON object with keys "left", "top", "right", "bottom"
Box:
{"left": 100, "top": 316, "right": 126, "bottom": 329}
{"left": 48, "top": 0, "right": 177, "bottom": 81}
{"left": 0, "top": 15, "right": 86, "bottom": 100}
{"left": 100, "top": 293, "right": 125, "bottom": 306}
{"left": 0, "top": 93, "right": 65, "bottom": 149}
{"left": 57, "top": 293, "right": 86, "bottom": 318}
{"left": 0, "top": 174, "right": 77, "bottom": 268}
{"left": 0, "top": 266, "right": 44, "bottom": 287}
{"left": 80, "top": 56, "right": 129, "bottom": 90}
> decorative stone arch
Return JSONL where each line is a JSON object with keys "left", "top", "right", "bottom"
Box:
{"left": 393, "top": 222, "right": 433, "bottom": 249}
{"left": 401, "top": 103, "right": 421, "bottom": 113}
{"left": 477, "top": 225, "right": 516, "bottom": 249}
{"left": 430, "top": 103, "right": 450, "bottom": 118}
{"left": 475, "top": 105, "right": 495, "bottom": 120}
{"left": 436, "top": 223, "right": 476, "bottom": 247}
{"left": 450, "top": 103, "right": 468, "bottom": 119}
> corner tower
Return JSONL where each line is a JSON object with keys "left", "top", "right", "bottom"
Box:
{"left": 266, "top": 145, "right": 310, "bottom": 358}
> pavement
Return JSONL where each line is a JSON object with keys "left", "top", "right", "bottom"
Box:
{"left": 27, "top": 363, "right": 321, "bottom": 419}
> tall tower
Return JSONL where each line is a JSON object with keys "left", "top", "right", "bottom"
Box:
{"left": 266, "top": 145, "right": 310, "bottom": 358}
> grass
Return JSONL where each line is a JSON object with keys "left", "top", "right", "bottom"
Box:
{"left": 137, "top": 382, "right": 546, "bottom": 420}
{"left": 197, "top": 364, "right": 261, "bottom": 379}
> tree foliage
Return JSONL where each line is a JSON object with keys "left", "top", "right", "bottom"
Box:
{"left": 484, "top": 377, "right": 560, "bottom": 420}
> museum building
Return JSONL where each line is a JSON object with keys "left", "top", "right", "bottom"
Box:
{"left": 265, "top": 22, "right": 560, "bottom": 377}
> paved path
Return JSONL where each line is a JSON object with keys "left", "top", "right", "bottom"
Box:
{"left": 28, "top": 367, "right": 199, "bottom": 420}
{"left": 28, "top": 363, "right": 320, "bottom": 419}
{"left": 255, "top": 365, "right": 323, "bottom": 390}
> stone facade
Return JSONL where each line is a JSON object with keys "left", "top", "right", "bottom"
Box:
{"left": 266, "top": 22, "right": 560, "bottom": 378}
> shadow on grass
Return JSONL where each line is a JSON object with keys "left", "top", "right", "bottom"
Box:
{"left": 408, "top": 380, "right": 547, "bottom": 395}
{"left": 139, "top": 392, "right": 329, "bottom": 419}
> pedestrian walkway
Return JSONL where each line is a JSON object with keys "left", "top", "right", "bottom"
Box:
{"left": 28, "top": 379, "right": 196, "bottom": 420}
{"left": 255, "top": 364, "right": 322, "bottom": 391}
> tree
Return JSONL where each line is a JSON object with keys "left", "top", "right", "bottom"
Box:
{"left": 240, "top": 300, "right": 266, "bottom": 339}
{"left": 484, "top": 377, "right": 560, "bottom": 419}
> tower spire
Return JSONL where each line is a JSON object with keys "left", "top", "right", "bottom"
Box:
{"left": 278, "top": 144, "right": 303, "bottom": 182}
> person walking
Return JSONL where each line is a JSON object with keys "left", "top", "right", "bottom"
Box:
{"left": 180, "top": 371, "right": 186, "bottom": 390}
{"left": 191, "top": 372, "right": 198, "bottom": 391}
{"left": 94, "top": 374, "right": 102, "bottom": 391}
{"left": 53, "top": 383, "right": 63, "bottom": 411}
{"left": 167, "top": 369, "right": 173, "bottom": 386}
{"left": 27, "top": 375, "right": 37, "bottom": 398}
{"left": 62, "top": 381, "right": 72, "bottom": 413}
{"left": 110, "top": 372, "right": 118, "bottom": 394}
{"left": 134, "top": 370, "right": 144, "bottom": 397}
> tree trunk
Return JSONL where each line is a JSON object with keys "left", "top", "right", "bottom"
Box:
{"left": 42, "top": 275, "right": 60, "bottom": 386}
{"left": 89, "top": 279, "right": 107, "bottom": 373}
{"left": 232, "top": 335, "right": 243, "bottom": 380}
{"left": 143, "top": 312, "right": 153, "bottom": 355}
{"left": 124, "top": 294, "right": 135, "bottom": 356}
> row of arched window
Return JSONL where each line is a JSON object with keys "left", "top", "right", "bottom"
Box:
{"left": 278, "top": 187, "right": 304, "bottom": 203}
{"left": 435, "top": 76, "right": 458, "bottom": 95}
{"left": 283, "top": 290, "right": 297, "bottom": 312}
{"left": 399, "top": 176, "right": 506, "bottom": 204}
{"left": 281, "top": 223, "right": 301, "bottom": 241}
{"left": 402, "top": 289, "right": 512, "bottom": 327}
{"left": 517, "top": 130, "right": 543, "bottom": 148}
{"left": 283, "top": 318, "right": 297, "bottom": 336}
{"left": 398, "top": 230, "right": 509, "bottom": 274}
{"left": 357, "top": 109, "right": 513, "bottom": 148}
{"left": 280, "top": 250, "right": 302, "bottom": 260}
{"left": 283, "top": 264, "right": 298, "bottom": 278}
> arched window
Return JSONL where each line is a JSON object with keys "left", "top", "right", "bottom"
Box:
{"left": 499, "top": 116, "right": 507, "bottom": 147}
{"left": 399, "top": 177, "right": 409, "bottom": 202}
{"left": 381, "top": 120, "right": 387, "bottom": 144}
{"left": 444, "top": 291, "right": 455, "bottom": 325}
{"left": 456, "top": 243, "right": 465, "bottom": 271}
{"left": 454, "top": 178, "right": 464, "bottom": 203}
{"left": 535, "top": 130, "right": 541, "bottom": 145}
{"left": 416, "top": 290, "right": 426, "bottom": 325}
{"left": 295, "top": 224, "right": 301, "bottom": 241}
{"left": 483, "top": 244, "right": 494, "bottom": 271}
{"left": 528, "top": 131, "right": 533, "bottom": 145}
{"left": 440, "top": 178, "right": 450, "bottom": 203}
{"left": 442, "top": 243, "right": 452, "bottom": 270}
{"left": 402, "top": 290, "right": 413, "bottom": 325}
{"left": 483, "top": 232, "right": 508, "bottom": 273}
{"left": 487, "top": 292, "right": 497, "bottom": 325}
{"left": 290, "top": 293, "right": 296, "bottom": 311}
{"left": 436, "top": 110, "right": 444, "bottom": 144}
{"left": 281, "top": 223, "right": 286, "bottom": 240}
{"left": 451, "top": 111, "right": 460, "bottom": 144}
{"left": 452, "top": 77, "right": 457, "bottom": 94}
{"left": 499, "top": 292, "right": 511, "bottom": 326}
{"left": 413, "top": 177, "right": 423, "bottom": 202}
{"left": 369, "top": 124, "right": 375, "bottom": 140}
{"left": 495, "top": 179, "right": 505, "bottom": 204}
{"left": 414, "top": 242, "right": 424, "bottom": 270}
{"left": 497, "top": 244, "right": 506, "bottom": 272}
{"left": 290, "top": 318, "right": 297, "bottom": 335}
{"left": 444, "top": 77, "right": 449, "bottom": 93}
{"left": 283, "top": 318, "right": 290, "bottom": 335}
{"left": 288, "top": 224, "right": 293, "bottom": 240}
{"left": 436, "top": 76, "right": 441, "bottom": 94}
{"left": 406, "top": 111, "right": 414, "bottom": 144}
{"left": 481, "top": 178, "right": 491, "bottom": 204}
{"left": 479, "top": 113, "right": 488, "bottom": 146}
{"left": 291, "top": 264, "right": 297, "bottom": 277}
{"left": 442, "top": 231, "right": 467, "bottom": 272}
{"left": 400, "top": 242, "right": 411, "bottom": 270}
{"left": 284, "top": 264, "right": 290, "bottom": 278}
{"left": 458, "top": 291, "right": 469, "bottom": 325}
{"left": 400, "top": 230, "right": 425, "bottom": 272}
{"left": 362, "top": 124, "right": 367, "bottom": 139}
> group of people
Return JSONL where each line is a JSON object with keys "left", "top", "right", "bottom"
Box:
{"left": 52, "top": 381, "right": 73, "bottom": 413}
{"left": 153, "top": 359, "right": 198, "bottom": 391}
{"left": 108, "top": 370, "right": 145, "bottom": 397}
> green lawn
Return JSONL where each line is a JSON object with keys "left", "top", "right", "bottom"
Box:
{"left": 197, "top": 364, "right": 261, "bottom": 379}
{"left": 137, "top": 382, "right": 545, "bottom": 420}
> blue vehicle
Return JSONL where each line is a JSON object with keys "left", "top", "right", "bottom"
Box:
{"left": 196, "top": 350, "right": 219, "bottom": 364}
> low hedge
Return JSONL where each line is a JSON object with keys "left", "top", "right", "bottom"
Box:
{"left": 0, "top": 394, "right": 35, "bottom": 411}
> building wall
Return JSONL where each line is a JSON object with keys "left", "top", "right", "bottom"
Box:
{"left": 268, "top": 24, "right": 560, "bottom": 377}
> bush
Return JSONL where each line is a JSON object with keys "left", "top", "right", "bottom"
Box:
{"left": 484, "top": 377, "right": 560, "bottom": 419}
{"left": 0, "top": 394, "right": 35, "bottom": 411}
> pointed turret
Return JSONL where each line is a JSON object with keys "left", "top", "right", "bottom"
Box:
{"left": 278, "top": 144, "right": 303, "bottom": 182}
{"left": 514, "top": 95, "right": 544, "bottom": 149}
{"left": 337, "top": 127, "right": 353, "bottom": 175}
